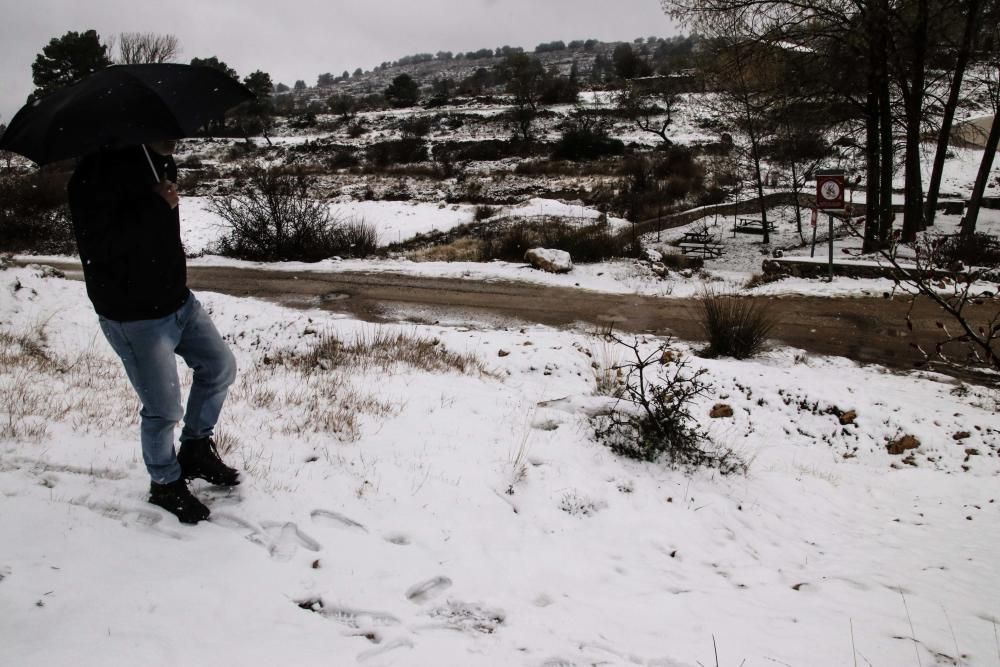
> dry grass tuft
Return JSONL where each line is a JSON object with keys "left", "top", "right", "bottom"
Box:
{"left": 407, "top": 237, "right": 483, "bottom": 262}
{"left": 589, "top": 336, "right": 624, "bottom": 397}
{"left": 279, "top": 327, "right": 494, "bottom": 378}
{"left": 698, "top": 288, "right": 776, "bottom": 360}
{"left": 0, "top": 327, "right": 138, "bottom": 441}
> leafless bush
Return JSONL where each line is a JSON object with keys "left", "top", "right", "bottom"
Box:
{"left": 659, "top": 252, "right": 704, "bottom": 271}
{"left": 698, "top": 288, "right": 776, "bottom": 359}
{"left": 211, "top": 167, "right": 376, "bottom": 261}
{"left": 591, "top": 331, "right": 743, "bottom": 473}
{"left": 474, "top": 205, "right": 496, "bottom": 221}
{"left": 743, "top": 272, "right": 785, "bottom": 290}
{"left": 850, "top": 222, "right": 999, "bottom": 376}
{"left": 0, "top": 170, "right": 76, "bottom": 254}
{"left": 480, "top": 217, "right": 639, "bottom": 263}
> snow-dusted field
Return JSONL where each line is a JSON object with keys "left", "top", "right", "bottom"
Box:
{"left": 2, "top": 265, "right": 999, "bottom": 667}
{"left": 4, "top": 71, "right": 1000, "bottom": 667}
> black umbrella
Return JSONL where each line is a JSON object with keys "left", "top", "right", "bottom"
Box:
{"left": 0, "top": 63, "right": 254, "bottom": 167}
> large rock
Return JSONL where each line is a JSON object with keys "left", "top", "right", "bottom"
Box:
{"left": 525, "top": 248, "right": 573, "bottom": 273}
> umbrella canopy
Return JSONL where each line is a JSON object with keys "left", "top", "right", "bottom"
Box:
{"left": 0, "top": 63, "right": 255, "bottom": 165}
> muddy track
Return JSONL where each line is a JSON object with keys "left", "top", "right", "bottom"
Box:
{"left": 22, "top": 258, "right": 997, "bottom": 377}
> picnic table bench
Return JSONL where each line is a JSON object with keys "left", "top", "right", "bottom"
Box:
{"left": 733, "top": 217, "right": 777, "bottom": 236}
{"left": 679, "top": 242, "right": 724, "bottom": 258}
{"left": 677, "top": 229, "right": 724, "bottom": 258}
{"left": 680, "top": 230, "right": 714, "bottom": 244}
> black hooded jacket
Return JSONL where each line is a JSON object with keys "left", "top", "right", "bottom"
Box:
{"left": 67, "top": 146, "right": 189, "bottom": 321}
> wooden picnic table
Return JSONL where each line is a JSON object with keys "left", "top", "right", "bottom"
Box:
{"left": 733, "top": 217, "right": 776, "bottom": 236}
{"left": 679, "top": 241, "right": 724, "bottom": 258}
{"left": 680, "top": 230, "right": 714, "bottom": 244}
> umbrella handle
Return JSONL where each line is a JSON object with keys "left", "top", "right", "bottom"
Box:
{"left": 142, "top": 145, "right": 161, "bottom": 184}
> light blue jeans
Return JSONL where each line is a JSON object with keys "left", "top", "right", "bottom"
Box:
{"left": 99, "top": 294, "right": 237, "bottom": 484}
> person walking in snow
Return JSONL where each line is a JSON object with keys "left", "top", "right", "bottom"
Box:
{"left": 67, "top": 140, "right": 240, "bottom": 524}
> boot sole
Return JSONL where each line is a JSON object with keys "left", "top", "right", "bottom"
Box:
{"left": 183, "top": 472, "right": 241, "bottom": 487}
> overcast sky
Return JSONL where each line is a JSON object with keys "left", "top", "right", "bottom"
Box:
{"left": 1, "top": 0, "right": 678, "bottom": 125}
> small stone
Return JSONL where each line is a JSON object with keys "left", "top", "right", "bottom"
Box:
{"left": 838, "top": 410, "right": 857, "bottom": 425}
{"left": 709, "top": 403, "right": 734, "bottom": 419}
{"left": 887, "top": 435, "right": 920, "bottom": 455}
{"left": 497, "top": 349, "right": 510, "bottom": 357}
{"left": 953, "top": 431, "right": 971, "bottom": 441}
{"left": 965, "top": 448, "right": 981, "bottom": 456}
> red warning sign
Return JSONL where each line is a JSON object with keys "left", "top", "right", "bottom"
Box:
{"left": 815, "top": 169, "right": 845, "bottom": 210}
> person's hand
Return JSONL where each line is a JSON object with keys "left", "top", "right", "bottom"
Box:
{"left": 153, "top": 180, "right": 179, "bottom": 209}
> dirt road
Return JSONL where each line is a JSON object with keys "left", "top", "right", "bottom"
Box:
{"left": 23, "top": 258, "right": 997, "bottom": 374}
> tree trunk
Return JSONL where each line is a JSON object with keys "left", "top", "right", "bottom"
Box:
{"left": 751, "top": 141, "right": 769, "bottom": 244}
{"left": 963, "top": 112, "right": 1000, "bottom": 237}
{"left": 901, "top": 106, "right": 925, "bottom": 242}
{"left": 924, "top": 0, "right": 981, "bottom": 226}
{"left": 879, "top": 85, "right": 895, "bottom": 243}
{"left": 791, "top": 160, "right": 804, "bottom": 240}
{"left": 863, "top": 92, "right": 881, "bottom": 252}
{"left": 899, "top": 0, "right": 929, "bottom": 242}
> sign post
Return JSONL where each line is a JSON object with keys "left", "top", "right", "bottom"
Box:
{"left": 815, "top": 169, "right": 845, "bottom": 282}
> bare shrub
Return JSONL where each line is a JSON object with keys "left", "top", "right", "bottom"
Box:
{"left": 474, "top": 205, "right": 496, "bottom": 221}
{"left": 366, "top": 139, "right": 428, "bottom": 168}
{"left": 211, "top": 167, "right": 375, "bottom": 261}
{"left": 591, "top": 331, "right": 743, "bottom": 473}
{"left": 743, "top": 272, "right": 785, "bottom": 290}
{"left": 885, "top": 234, "right": 999, "bottom": 373}
{"left": 934, "top": 232, "right": 1000, "bottom": 269}
{"left": 698, "top": 288, "right": 776, "bottom": 359}
{"left": 346, "top": 121, "right": 369, "bottom": 138}
{"left": 0, "top": 170, "right": 76, "bottom": 254}
{"left": 659, "top": 252, "right": 704, "bottom": 271}
{"left": 480, "top": 217, "right": 638, "bottom": 263}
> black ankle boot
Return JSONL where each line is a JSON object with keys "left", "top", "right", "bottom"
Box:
{"left": 177, "top": 437, "right": 240, "bottom": 486}
{"left": 149, "top": 479, "right": 210, "bottom": 524}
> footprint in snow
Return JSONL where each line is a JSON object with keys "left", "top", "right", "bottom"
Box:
{"left": 210, "top": 511, "right": 269, "bottom": 544}
{"left": 72, "top": 497, "right": 189, "bottom": 540}
{"left": 405, "top": 576, "right": 452, "bottom": 604}
{"left": 383, "top": 532, "right": 411, "bottom": 546}
{"left": 297, "top": 599, "right": 401, "bottom": 628}
{"left": 356, "top": 637, "right": 414, "bottom": 663}
{"left": 310, "top": 508, "right": 367, "bottom": 532}
{"left": 10, "top": 457, "right": 129, "bottom": 481}
{"left": 427, "top": 600, "right": 505, "bottom": 634}
{"left": 261, "top": 521, "right": 321, "bottom": 561}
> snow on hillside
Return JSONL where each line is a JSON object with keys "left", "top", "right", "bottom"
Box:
{"left": 2, "top": 265, "right": 999, "bottom": 667}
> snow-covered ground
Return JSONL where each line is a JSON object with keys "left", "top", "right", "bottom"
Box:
{"left": 180, "top": 196, "right": 633, "bottom": 257}
{"left": 2, "top": 264, "right": 999, "bottom": 667}
{"left": 166, "top": 197, "right": 1000, "bottom": 303}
